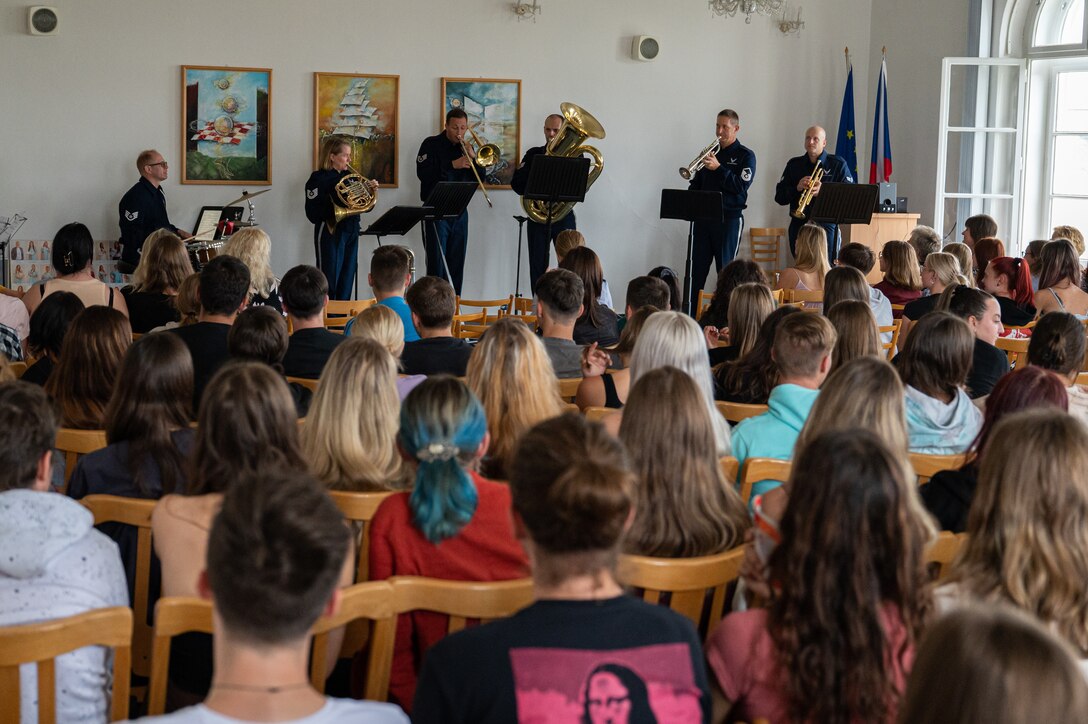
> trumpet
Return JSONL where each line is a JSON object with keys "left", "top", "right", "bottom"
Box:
{"left": 791, "top": 161, "right": 825, "bottom": 220}
{"left": 459, "top": 130, "right": 496, "bottom": 209}
{"left": 679, "top": 139, "right": 721, "bottom": 180}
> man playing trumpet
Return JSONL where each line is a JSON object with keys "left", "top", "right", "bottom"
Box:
{"left": 686, "top": 108, "right": 756, "bottom": 315}
{"left": 775, "top": 125, "right": 854, "bottom": 260}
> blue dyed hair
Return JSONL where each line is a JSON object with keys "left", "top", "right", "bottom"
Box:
{"left": 398, "top": 376, "right": 488, "bottom": 543}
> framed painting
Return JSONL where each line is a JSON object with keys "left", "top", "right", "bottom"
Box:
{"left": 313, "top": 73, "right": 399, "bottom": 187}
{"left": 181, "top": 65, "right": 272, "bottom": 185}
{"left": 441, "top": 77, "right": 521, "bottom": 188}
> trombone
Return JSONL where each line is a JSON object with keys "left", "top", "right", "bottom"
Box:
{"left": 791, "top": 160, "right": 825, "bottom": 220}
{"left": 459, "top": 128, "right": 498, "bottom": 208}
{"left": 679, "top": 138, "right": 721, "bottom": 180}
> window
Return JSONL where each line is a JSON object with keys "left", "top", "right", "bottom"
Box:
{"left": 1031, "top": 0, "right": 1086, "bottom": 51}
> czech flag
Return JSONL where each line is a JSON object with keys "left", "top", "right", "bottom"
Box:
{"left": 835, "top": 64, "right": 858, "bottom": 182}
{"left": 869, "top": 55, "right": 892, "bottom": 184}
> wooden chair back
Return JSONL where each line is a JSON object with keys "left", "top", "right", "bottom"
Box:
{"left": 451, "top": 310, "right": 486, "bottom": 339}
{"left": 909, "top": 452, "right": 970, "bottom": 485}
{"left": 9, "top": 361, "right": 27, "bottom": 378}
{"left": 925, "top": 531, "right": 967, "bottom": 581}
{"left": 0, "top": 607, "right": 132, "bottom": 724}
{"left": 719, "top": 456, "right": 739, "bottom": 485}
{"left": 996, "top": 336, "right": 1030, "bottom": 368}
{"left": 55, "top": 428, "right": 108, "bottom": 492}
{"left": 785, "top": 288, "right": 823, "bottom": 306}
{"left": 286, "top": 375, "right": 320, "bottom": 393}
{"left": 146, "top": 597, "right": 210, "bottom": 715}
{"left": 323, "top": 298, "right": 376, "bottom": 331}
{"left": 80, "top": 495, "right": 156, "bottom": 681}
{"left": 879, "top": 319, "right": 902, "bottom": 360}
{"left": 389, "top": 576, "right": 534, "bottom": 635}
{"left": 617, "top": 546, "right": 746, "bottom": 641}
{"left": 557, "top": 376, "right": 583, "bottom": 402}
{"left": 696, "top": 290, "right": 712, "bottom": 316}
{"left": 716, "top": 401, "right": 768, "bottom": 423}
{"left": 738, "top": 457, "right": 793, "bottom": 507}
{"left": 583, "top": 406, "right": 611, "bottom": 422}
{"left": 456, "top": 295, "right": 512, "bottom": 324}
{"left": 749, "top": 227, "right": 784, "bottom": 275}
{"left": 328, "top": 490, "right": 397, "bottom": 584}
{"left": 511, "top": 296, "right": 535, "bottom": 316}
{"left": 771, "top": 288, "right": 784, "bottom": 305}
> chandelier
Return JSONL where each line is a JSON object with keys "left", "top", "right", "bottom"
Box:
{"left": 708, "top": 0, "right": 785, "bottom": 23}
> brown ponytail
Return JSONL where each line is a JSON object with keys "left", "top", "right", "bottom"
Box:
{"left": 1028, "top": 312, "right": 1086, "bottom": 377}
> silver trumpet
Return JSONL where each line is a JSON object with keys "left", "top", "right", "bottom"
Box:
{"left": 679, "top": 139, "right": 721, "bottom": 180}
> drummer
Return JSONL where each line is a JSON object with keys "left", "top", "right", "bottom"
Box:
{"left": 118, "top": 149, "right": 191, "bottom": 274}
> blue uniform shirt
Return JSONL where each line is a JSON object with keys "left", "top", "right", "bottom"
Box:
{"left": 687, "top": 139, "right": 756, "bottom": 219}
{"left": 118, "top": 177, "right": 181, "bottom": 266}
{"left": 774, "top": 150, "right": 855, "bottom": 216}
{"left": 416, "top": 132, "right": 479, "bottom": 202}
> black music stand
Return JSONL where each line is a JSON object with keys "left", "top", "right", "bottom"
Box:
{"left": 660, "top": 189, "right": 724, "bottom": 315}
{"left": 522, "top": 156, "right": 590, "bottom": 296}
{"left": 810, "top": 183, "right": 879, "bottom": 228}
{"left": 423, "top": 182, "right": 477, "bottom": 286}
{"left": 357, "top": 205, "right": 433, "bottom": 296}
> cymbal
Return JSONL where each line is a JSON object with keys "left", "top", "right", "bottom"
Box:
{"left": 223, "top": 188, "right": 271, "bottom": 207}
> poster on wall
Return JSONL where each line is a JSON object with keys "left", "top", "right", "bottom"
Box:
{"left": 6, "top": 239, "right": 126, "bottom": 292}
{"left": 181, "top": 66, "right": 272, "bottom": 185}
{"left": 440, "top": 77, "right": 521, "bottom": 188}
{"left": 313, "top": 73, "right": 399, "bottom": 187}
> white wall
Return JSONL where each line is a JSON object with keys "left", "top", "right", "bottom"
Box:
{"left": 1, "top": 0, "right": 885, "bottom": 299}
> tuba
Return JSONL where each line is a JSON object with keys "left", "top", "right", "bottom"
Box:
{"left": 522, "top": 102, "right": 605, "bottom": 225}
{"left": 327, "top": 164, "right": 377, "bottom": 233}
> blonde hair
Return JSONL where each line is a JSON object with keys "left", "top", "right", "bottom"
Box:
{"left": 1052, "top": 224, "right": 1085, "bottom": 256}
{"left": 944, "top": 243, "right": 977, "bottom": 287}
{"left": 924, "top": 251, "right": 968, "bottom": 288}
{"left": 466, "top": 318, "right": 565, "bottom": 479}
{"left": 350, "top": 304, "right": 405, "bottom": 358}
{"left": 726, "top": 283, "right": 774, "bottom": 359}
{"left": 174, "top": 273, "right": 200, "bottom": 326}
{"left": 300, "top": 337, "right": 405, "bottom": 492}
{"left": 135, "top": 233, "right": 194, "bottom": 294}
{"left": 794, "top": 224, "right": 831, "bottom": 276}
{"left": 224, "top": 227, "right": 276, "bottom": 298}
{"left": 949, "top": 409, "right": 1088, "bottom": 656}
{"left": 130, "top": 228, "right": 181, "bottom": 287}
{"left": 881, "top": 239, "right": 922, "bottom": 290}
{"left": 554, "top": 229, "right": 585, "bottom": 262}
{"left": 826, "top": 300, "right": 881, "bottom": 373}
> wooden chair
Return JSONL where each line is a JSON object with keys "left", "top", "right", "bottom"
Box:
{"left": 583, "top": 406, "right": 611, "bottom": 422}
{"left": 749, "top": 227, "right": 784, "bottom": 276}
{"left": 785, "top": 288, "right": 823, "bottom": 306}
{"left": 618, "top": 546, "right": 746, "bottom": 641}
{"left": 996, "top": 336, "right": 1030, "bottom": 368}
{"left": 1077, "top": 371, "right": 1088, "bottom": 387}
{"left": 451, "top": 310, "right": 486, "bottom": 339}
{"left": 910, "top": 452, "right": 970, "bottom": 485}
{"left": 0, "top": 607, "right": 132, "bottom": 723}
{"left": 716, "top": 400, "right": 768, "bottom": 424}
{"left": 879, "top": 319, "right": 902, "bottom": 360}
{"left": 511, "top": 296, "right": 535, "bottom": 316}
{"left": 696, "top": 290, "right": 712, "bottom": 316}
{"left": 719, "top": 456, "right": 739, "bottom": 485}
{"left": 55, "top": 428, "right": 107, "bottom": 491}
{"left": 79, "top": 495, "right": 156, "bottom": 685}
{"left": 738, "top": 457, "right": 792, "bottom": 507}
{"left": 456, "top": 295, "right": 512, "bottom": 324}
{"left": 557, "top": 376, "right": 583, "bottom": 402}
{"left": 9, "top": 360, "right": 28, "bottom": 378}
{"left": 323, "top": 298, "right": 376, "bottom": 331}
{"left": 771, "top": 288, "right": 784, "bottom": 305}
{"left": 890, "top": 303, "right": 905, "bottom": 314}
{"left": 389, "top": 576, "right": 535, "bottom": 635}
{"left": 286, "top": 375, "right": 320, "bottom": 393}
{"left": 924, "top": 531, "right": 967, "bottom": 581}
{"left": 328, "top": 490, "right": 397, "bottom": 584}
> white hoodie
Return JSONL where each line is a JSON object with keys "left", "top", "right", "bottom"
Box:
{"left": 0, "top": 489, "right": 127, "bottom": 724}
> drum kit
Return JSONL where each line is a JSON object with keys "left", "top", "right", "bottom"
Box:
{"left": 186, "top": 188, "right": 269, "bottom": 270}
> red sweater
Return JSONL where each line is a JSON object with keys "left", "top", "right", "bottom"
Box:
{"left": 368, "top": 473, "right": 530, "bottom": 711}
{"left": 874, "top": 279, "right": 922, "bottom": 317}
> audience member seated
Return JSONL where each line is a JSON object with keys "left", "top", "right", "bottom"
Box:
{"left": 619, "top": 366, "right": 748, "bottom": 557}
{"left": 140, "top": 469, "right": 408, "bottom": 724}
{"left": 561, "top": 247, "right": 620, "bottom": 346}
{"left": 698, "top": 259, "right": 769, "bottom": 329}
{"left": 228, "top": 306, "right": 312, "bottom": 417}
{"left": 648, "top": 265, "right": 682, "bottom": 313}
{"left": 344, "top": 245, "right": 418, "bottom": 341}
{"left": 715, "top": 305, "right": 803, "bottom": 404}
{"left": 279, "top": 264, "right": 344, "bottom": 379}
{"left": 467, "top": 319, "right": 564, "bottom": 480}
{"left": 624, "top": 274, "right": 671, "bottom": 322}
{"left": 401, "top": 276, "right": 472, "bottom": 377}
{"left": 46, "top": 306, "right": 131, "bottom": 429}
{"left": 20, "top": 291, "right": 83, "bottom": 386}
{"left": 823, "top": 264, "right": 874, "bottom": 311}
{"left": 874, "top": 239, "right": 923, "bottom": 314}
{"left": 149, "top": 273, "right": 200, "bottom": 333}
{"left": 0, "top": 383, "right": 127, "bottom": 723}
{"left": 921, "top": 367, "right": 1067, "bottom": 533}
{"left": 940, "top": 284, "right": 1009, "bottom": 398}
{"left": 972, "top": 235, "right": 1005, "bottom": 285}
{"left": 963, "top": 213, "right": 998, "bottom": 250}
{"left": 412, "top": 413, "right": 711, "bottom": 722}
{"left": 826, "top": 300, "right": 881, "bottom": 373}
{"left": 351, "top": 304, "right": 424, "bottom": 399}
{"left": 706, "top": 429, "right": 932, "bottom": 724}
{"left": 937, "top": 410, "right": 1088, "bottom": 671}
{"left": 837, "top": 242, "right": 895, "bottom": 333}
{"left": 1033, "top": 239, "right": 1088, "bottom": 319}
{"left": 774, "top": 223, "right": 828, "bottom": 300}
{"left": 222, "top": 227, "right": 282, "bottom": 313}
{"left": 706, "top": 282, "right": 774, "bottom": 367}
{"left": 907, "top": 224, "right": 942, "bottom": 269}
{"left": 1023, "top": 238, "right": 1049, "bottom": 292}
{"left": 0, "top": 322, "right": 21, "bottom": 362}
{"left": 151, "top": 362, "right": 310, "bottom": 703}
{"left": 981, "top": 255, "right": 1036, "bottom": 327}
{"left": 301, "top": 337, "right": 407, "bottom": 493}
{"left": 21, "top": 222, "right": 129, "bottom": 317}
{"left": 730, "top": 313, "right": 835, "bottom": 501}
{"left": 554, "top": 230, "right": 614, "bottom": 308}
{"left": 899, "top": 605, "right": 1088, "bottom": 724}
{"left": 897, "top": 311, "right": 983, "bottom": 453}
{"left": 1028, "top": 311, "right": 1088, "bottom": 426}
{"left": 902, "top": 251, "right": 967, "bottom": 343}
{"left": 0, "top": 281, "right": 29, "bottom": 349}
{"left": 121, "top": 232, "right": 193, "bottom": 333}
{"left": 576, "top": 306, "right": 658, "bottom": 410}
{"left": 1051, "top": 223, "right": 1086, "bottom": 256}
{"left": 944, "top": 242, "right": 977, "bottom": 287}
{"left": 124, "top": 228, "right": 176, "bottom": 290}
{"left": 534, "top": 268, "right": 586, "bottom": 379}
{"left": 369, "top": 377, "right": 529, "bottom": 711}
{"left": 170, "top": 254, "right": 250, "bottom": 410}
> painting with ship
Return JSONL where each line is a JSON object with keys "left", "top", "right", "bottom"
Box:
{"left": 181, "top": 66, "right": 272, "bottom": 184}
{"left": 314, "top": 73, "right": 399, "bottom": 187}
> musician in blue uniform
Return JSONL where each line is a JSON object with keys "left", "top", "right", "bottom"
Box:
{"left": 775, "top": 125, "right": 855, "bottom": 261}
{"left": 511, "top": 113, "right": 577, "bottom": 294}
{"left": 416, "top": 108, "right": 480, "bottom": 295}
{"left": 305, "top": 136, "right": 376, "bottom": 300}
{"left": 687, "top": 109, "right": 756, "bottom": 314}
{"left": 117, "top": 149, "right": 190, "bottom": 274}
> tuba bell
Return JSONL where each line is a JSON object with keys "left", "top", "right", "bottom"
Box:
{"left": 327, "top": 164, "right": 377, "bottom": 233}
{"left": 521, "top": 102, "right": 605, "bottom": 225}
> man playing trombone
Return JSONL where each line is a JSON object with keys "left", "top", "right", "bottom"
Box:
{"left": 775, "top": 125, "right": 855, "bottom": 260}
{"left": 416, "top": 107, "right": 481, "bottom": 295}
{"left": 686, "top": 109, "right": 755, "bottom": 314}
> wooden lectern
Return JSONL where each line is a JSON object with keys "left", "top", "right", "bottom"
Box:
{"left": 842, "top": 213, "right": 921, "bottom": 283}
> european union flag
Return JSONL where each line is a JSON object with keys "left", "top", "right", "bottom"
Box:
{"left": 835, "top": 66, "right": 858, "bottom": 182}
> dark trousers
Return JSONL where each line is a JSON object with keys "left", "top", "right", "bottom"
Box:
{"left": 527, "top": 212, "right": 576, "bottom": 294}
{"left": 318, "top": 227, "right": 359, "bottom": 300}
{"left": 424, "top": 212, "right": 469, "bottom": 295}
{"left": 690, "top": 216, "right": 743, "bottom": 314}
{"left": 788, "top": 218, "right": 840, "bottom": 262}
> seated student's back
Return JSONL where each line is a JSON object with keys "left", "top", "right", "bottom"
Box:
{"left": 401, "top": 276, "right": 473, "bottom": 376}
{"left": 279, "top": 264, "right": 344, "bottom": 379}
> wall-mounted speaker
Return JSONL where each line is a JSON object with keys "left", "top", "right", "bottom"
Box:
{"left": 28, "top": 6, "right": 59, "bottom": 35}
{"left": 631, "top": 35, "right": 659, "bottom": 62}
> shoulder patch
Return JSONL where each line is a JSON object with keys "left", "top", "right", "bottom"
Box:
{"left": 124, "top": 210, "right": 139, "bottom": 222}
{"left": 416, "top": 153, "right": 427, "bottom": 163}
{"left": 741, "top": 168, "right": 753, "bottom": 182}
{"left": 306, "top": 188, "right": 318, "bottom": 200}
{"left": 845, "top": 174, "right": 854, "bottom": 183}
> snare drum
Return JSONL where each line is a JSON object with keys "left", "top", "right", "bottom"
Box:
{"left": 187, "top": 241, "right": 225, "bottom": 270}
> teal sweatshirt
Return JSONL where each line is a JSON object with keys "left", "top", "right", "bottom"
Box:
{"left": 731, "top": 383, "right": 820, "bottom": 503}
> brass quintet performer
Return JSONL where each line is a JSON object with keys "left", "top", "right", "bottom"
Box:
{"left": 305, "top": 136, "right": 378, "bottom": 300}
{"left": 775, "top": 125, "right": 855, "bottom": 261}
{"left": 118, "top": 149, "right": 191, "bottom": 274}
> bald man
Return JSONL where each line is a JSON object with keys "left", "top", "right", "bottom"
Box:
{"left": 511, "top": 113, "right": 578, "bottom": 294}
{"left": 775, "top": 126, "right": 854, "bottom": 260}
